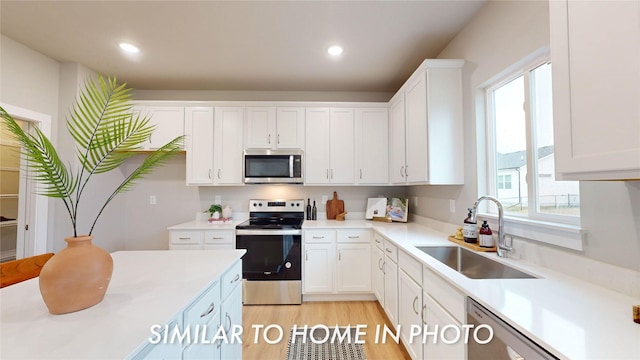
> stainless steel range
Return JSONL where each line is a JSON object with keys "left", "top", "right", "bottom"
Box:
{"left": 235, "top": 199, "right": 303, "bottom": 305}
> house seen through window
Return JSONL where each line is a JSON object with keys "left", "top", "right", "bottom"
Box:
{"left": 486, "top": 59, "right": 580, "bottom": 221}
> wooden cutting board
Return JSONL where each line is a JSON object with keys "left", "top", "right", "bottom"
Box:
{"left": 326, "top": 191, "right": 345, "bottom": 220}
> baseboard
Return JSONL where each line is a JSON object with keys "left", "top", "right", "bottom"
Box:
{"left": 303, "top": 293, "right": 376, "bottom": 302}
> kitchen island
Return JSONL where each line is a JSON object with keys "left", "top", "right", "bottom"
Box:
{"left": 0, "top": 249, "right": 245, "bottom": 359}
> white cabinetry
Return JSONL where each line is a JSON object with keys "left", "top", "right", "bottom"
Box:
{"left": 550, "top": 0, "right": 640, "bottom": 180}
{"left": 398, "top": 251, "right": 423, "bottom": 360}
{"left": 382, "top": 240, "right": 398, "bottom": 327}
{"left": 303, "top": 229, "right": 336, "bottom": 293}
{"left": 214, "top": 107, "right": 244, "bottom": 185}
{"left": 355, "top": 108, "right": 389, "bottom": 184}
{"left": 245, "top": 107, "right": 305, "bottom": 149}
{"left": 336, "top": 229, "right": 371, "bottom": 292}
{"left": 372, "top": 234, "right": 385, "bottom": 305}
{"left": 304, "top": 108, "right": 355, "bottom": 184}
{"left": 133, "top": 105, "right": 185, "bottom": 150}
{"left": 303, "top": 228, "right": 371, "bottom": 296}
{"left": 219, "top": 261, "right": 243, "bottom": 360}
{"left": 422, "top": 266, "right": 466, "bottom": 359}
{"left": 169, "top": 228, "right": 234, "bottom": 250}
{"left": 185, "top": 107, "right": 215, "bottom": 185}
{"left": 389, "top": 60, "right": 464, "bottom": 185}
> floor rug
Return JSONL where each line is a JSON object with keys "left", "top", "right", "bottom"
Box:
{"left": 285, "top": 326, "right": 367, "bottom": 360}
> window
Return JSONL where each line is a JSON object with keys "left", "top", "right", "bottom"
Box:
{"left": 485, "top": 59, "right": 580, "bottom": 223}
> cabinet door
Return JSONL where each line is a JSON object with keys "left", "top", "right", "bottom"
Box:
{"left": 422, "top": 292, "right": 465, "bottom": 360}
{"left": 245, "top": 107, "right": 276, "bottom": 149}
{"left": 214, "top": 107, "right": 244, "bottom": 185}
{"left": 383, "top": 259, "right": 398, "bottom": 327}
{"left": 356, "top": 108, "right": 389, "bottom": 184}
{"left": 336, "top": 243, "right": 371, "bottom": 292}
{"left": 185, "top": 107, "right": 215, "bottom": 185}
{"left": 303, "top": 242, "right": 335, "bottom": 293}
{"left": 399, "top": 270, "right": 422, "bottom": 360}
{"left": 220, "top": 284, "right": 242, "bottom": 360}
{"left": 131, "top": 317, "right": 183, "bottom": 360}
{"left": 145, "top": 106, "right": 185, "bottom": 150}
{"left": 329, "top": 108, "right": 355, "bottom": 184}
{"left": 389, "top": 94, "right": 407, "bottom": 184}
{"left": 276, "top": 107, "right": 305, "bottom": 149}
{"left": 305, "top": 108, "right": 331, "bottom": 184}
{"left": 404, "top": 74, "right": 429, "bottom": 184}
{"left": 550, "top": 0, "right": 640, "bottom": 180}
{"left": 372, "top": 246, "right": 385, "bottom": 305}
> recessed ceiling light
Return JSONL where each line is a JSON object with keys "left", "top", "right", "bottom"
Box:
{"left": 118, "top": 42, "right": 140, "bottom": 53}
{"left": 327, "top": 45, "right": 343, "bottom": 56}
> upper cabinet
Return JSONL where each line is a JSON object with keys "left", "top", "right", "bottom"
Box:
{"left": 133, "top": 105, "right": 185, "bottom": 150}
{"left": 550, "top": 0, "right": 640, "bottom": 180}
{"left": 305, "top": 108, "right": 355, "bottom": 185}
{"left": 355, "top": 108, "right": 389, "bottom": 184}
{"left": 245, "top": 107, "right": 305, "bottom": 150}
{"left": 184, "top": 107, "right": 243, "bottom": 186}
{"left": 390, "top": 59, "right": 464, "bottom": 185}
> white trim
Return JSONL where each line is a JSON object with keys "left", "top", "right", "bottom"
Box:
{"left": 1, "top": 102, "right": 51, "bottom": 258}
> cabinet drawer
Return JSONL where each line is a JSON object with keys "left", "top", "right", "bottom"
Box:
{"left": 383, "top": 241, "right": 398, "bottom": 263}
{"left": 399, "top": 250, "right": 422, "bottom": 283}
{"left": 203, "top": 230, "right": 234, "bottom": 245}
{"left": 423, "top": 266, "right": 465, "bottom": 323}
{"left": 337, "top": 229, "right": 371, "bottom": 243}
{"left": 373, "top": 233, "right": 384, "bottom": 249}
{"left": 222, "top": 260, "right": 242, "bottom": 299}
{"left": 184, "top": 281, "right": 221, "bottom": 328}
{"left": 304, "top": 230, "right": 336, "bottom": 243}
{"left": 170, "top": 231, "right": 202, "bottom": 245}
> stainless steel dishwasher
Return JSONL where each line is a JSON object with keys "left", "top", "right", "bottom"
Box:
{"left": 467, "top": 298, "right": 558, "bottom": 360}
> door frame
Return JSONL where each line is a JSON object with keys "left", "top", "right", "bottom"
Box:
{"left": 1, "top": 102, "right": 51, "bottom": 258}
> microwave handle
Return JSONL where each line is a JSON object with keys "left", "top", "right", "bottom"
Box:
{"left": 289, "top": 155, "right": 294, "bottom": 178}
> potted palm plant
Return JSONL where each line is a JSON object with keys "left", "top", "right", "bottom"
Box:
{"left": 0, "top": 75, "right": 184, "bottom": 314}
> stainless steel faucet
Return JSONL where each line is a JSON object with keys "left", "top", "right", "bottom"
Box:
{"left": 472, "top": 196, "right": 512, "bottom": 258}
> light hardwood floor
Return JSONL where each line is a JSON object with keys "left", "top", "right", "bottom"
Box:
{"left": 242, "top": 301, "right": 411, "bottom": 360}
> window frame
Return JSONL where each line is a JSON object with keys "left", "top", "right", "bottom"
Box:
{"left": 477, "top": 51, "right": 585, "bottom": 251}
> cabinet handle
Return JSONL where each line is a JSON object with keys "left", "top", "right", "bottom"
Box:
{"left": 400, "top": 166, "right": 405, "bottom": 178}
{"left": 331, "top": 169, "right": 334, "bottom": 179}
{"left": 200, "top": 302, "right": 215, "bottom": 318}
{"left": 422, "top": 303, "right": 427, "bottom": 325}
{"left": 178, "top": 237, "right": 191, "bottom": 240}
{"left": 312, "top": 236, "right": 324, "bottom": 239}
{"left": 385, "top": 248, "right": 392, "bottom": 253}
{"left": 375, "top": 239, "right": 381, "bottom": 244}
{"left": 224, "top": 312, "right": 232, "bottom": 333}
{"left": 211, "top": 237, "right": 225, "bottom": 240}
{"left": 413, "top": 296, "right": 419, "bottom": 315}
{"left": 382, "top": 262, "right": 386, "bottom": 275}
{"left": 359, "top": 169, "right": 363, "bottom": 179}
{"left": 268, "top": 133, "right": 271, "bottom": 144}
{"left": 217, "top": 169, "right": 221, "bottom": 179}
{"left": 405, "top": 165, "right": 408, "bottom": 177}
{"left": 305, "top": 250, "right": 308, "bottom": 261}
{"left": 378, "top": 258, "right": 384, "bottom": 270}
{"left": 348, "top": 236, "right": 360, "bottom": 239}
{"left": 208, "top": 169, "right": 212, "bottom": 179}
{"left": 338, "top": 250, "right": 342, "bottom": 261}
{"left": 277, "top": 134, "right": 280, "bottom": 144}
{"left": 230, "top": 273, "right": 240, "bottom": 284}
{"left": 326, "top": 169, "right": 329, "bottom": 179}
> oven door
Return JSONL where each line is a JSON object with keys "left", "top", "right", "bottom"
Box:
{"left": 235, "top": 229, "right": 301, "bottom": 281}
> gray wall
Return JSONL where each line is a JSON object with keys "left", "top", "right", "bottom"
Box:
{"left": 408, "top": 0, "right": 640, "bottom": 271}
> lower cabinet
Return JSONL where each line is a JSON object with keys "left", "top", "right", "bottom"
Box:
{"left": 372, "top": 237, "right": 385, "bottom": 305}
{"left": 398, "top": 255, "right": 423, "bottom": 360}
{"left": 220, "top": 284, "right": 242, "bottom": 360}
{"left": 169, "top": 229, "right": 234, "bottom": 250}
{"left": 382, "top": 243, "right": 398, "bottom": 326}
{"left": 303, "top": 228, "right": 371, "bottom": 296}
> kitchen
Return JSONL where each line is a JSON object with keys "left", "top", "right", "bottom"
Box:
{"left": 1, "top": 1, "right": 639, "bottom": 359}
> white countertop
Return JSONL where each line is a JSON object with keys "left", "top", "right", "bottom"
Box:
{"left": 313, "top": 220, "right": 640, "bottom": 360}
{"left": 0, "top": 250, "right": 245, "bottom": 359}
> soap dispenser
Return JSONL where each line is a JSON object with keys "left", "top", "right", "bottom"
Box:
{"left": 463, "top": 208, "right": 477, "bottom": 243}
{"left": 479, "top": 220, "right": 494, "bottom": 248}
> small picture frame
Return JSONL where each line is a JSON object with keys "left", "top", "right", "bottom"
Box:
{"left": 365, "top": 198, "right": 387, "bottom": 219}
{"left": 386, "top": 197, "right": 408, "bottom": 222}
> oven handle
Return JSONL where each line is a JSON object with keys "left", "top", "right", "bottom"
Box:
{"left": 236, "top": 229, "right": 302, "bottom": 236}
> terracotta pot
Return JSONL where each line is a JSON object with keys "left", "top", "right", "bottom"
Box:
{"left": 39, "top": 235, "right": 113, "bottom": 315}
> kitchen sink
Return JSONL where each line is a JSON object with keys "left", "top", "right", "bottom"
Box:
{"left": 416, "top": 246, "right": 537, "bottom": 279}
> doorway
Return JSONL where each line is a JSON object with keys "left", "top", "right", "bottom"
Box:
{"left": 0, "top": 103, "right": 51, "bottom": 260}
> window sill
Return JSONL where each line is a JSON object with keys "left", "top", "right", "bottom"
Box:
{"left": 475, "top": 213, "right": 586, "bottom": 251}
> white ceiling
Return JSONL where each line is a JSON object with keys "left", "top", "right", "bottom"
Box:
{"left": 1, "top": 1, "right": 485, "bottom": 93}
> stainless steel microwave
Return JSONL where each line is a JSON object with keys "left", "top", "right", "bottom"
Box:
{"left": 243, "top": 149, "right": 303, "bottom": 184}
